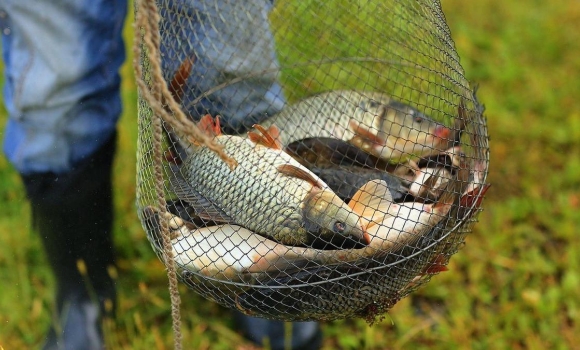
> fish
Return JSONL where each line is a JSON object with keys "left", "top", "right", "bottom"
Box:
{"left": 317, "top": 178, "right": 454, "bottom": 260}
{"left": 144, "top": 176, "right": 451, "bottom": 282}
{"left": 284, "top": 137, "right": 393, "bottom": 170}
{"left": 258, "top": 90, "right": 453, "bottom": 163}
{"left": 309, "top": 166, "right": 407, "bottom": 203}
{"left": 270, "top": 178, "right": 453, "bottom": 266}
{"left": 168, "top": 115, "right": 368, "bottom": 247}
{"left": 232, "top": 181, "right": 461, "bottom": 322}
{"left": 141, "top": 206, "right": 321, "bottom": 283}
{"left": 347, "top": 106, "right": 451, "bottom": 163}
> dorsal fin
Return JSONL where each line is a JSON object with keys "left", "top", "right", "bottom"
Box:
{"left": 213, "top": 115, "right": 223, "bottom": 135}
{"left": 163, "top": 56, "right": 195, "bottom": 162}
{"left": 267, "top": 125, "right": 281, "bottom": 143}
{"left": 196, "top": 114, "right": 222, "bottom": 137}
{"left": 168, "top": 55, "right": 195, "bottom": 104}
{"left": 349, "top": 179, "right": 393, "bottom": 228}
{"left": 247, "top": 131, "right": 262, "bottom": 146}
{"left": 277, "top": 164, "right": 323, "bottom": 188}
{"left": 249, "top": 124, "right": 283, "bottom": 150}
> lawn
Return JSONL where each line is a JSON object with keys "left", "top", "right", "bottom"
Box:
{"left": 1, "top": 0, "right": 580, "bottom": 349}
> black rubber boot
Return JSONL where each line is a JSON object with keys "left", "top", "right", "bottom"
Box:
{"left": 233, "top": 311, "right": 323, "bottom": 350}
{"left": 22, "top": 134, "right": 118, "bottom": 350}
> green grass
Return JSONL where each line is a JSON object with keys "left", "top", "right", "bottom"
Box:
{"left": 2, "top": 0, "right": 580, "bottom": 348}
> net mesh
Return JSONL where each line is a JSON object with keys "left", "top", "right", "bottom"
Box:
{"left": 135, "top": 0, "right": 490, "bottom": 323}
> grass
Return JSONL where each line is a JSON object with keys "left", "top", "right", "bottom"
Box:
{"left": 1, "top": 0, "right": 580, "bottom": 348}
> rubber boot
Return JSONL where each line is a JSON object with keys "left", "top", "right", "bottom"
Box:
{"left": 22, "top": 134, "right": 117, "bottom": 350}
{"left": 233, "top": 311, "right": 323, "bottom": 350}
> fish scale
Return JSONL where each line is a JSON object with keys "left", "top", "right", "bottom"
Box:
{"left": 260, "top": 90, "right": 392, "bottom": 145}
{"left": 179, "top": 135, "right": 313, "bottom": 245}
{"left": 258, "top": 90, "right": 451, "bottom": 163}
{"left": 233, "top": 220, "right": 448, "bottom": 322}
{"left": 174, "top": 130, "right": 370, "bottom": 246}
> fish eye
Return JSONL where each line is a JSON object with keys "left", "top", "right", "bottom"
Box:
{"left": 333, "top": 221, "right": 346, "bottom": 233}
{"left": 414, "top": 116, "right": 424, "bottom": 123}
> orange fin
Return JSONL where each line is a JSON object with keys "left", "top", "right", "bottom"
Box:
{"left": 213, "top": 115, "right": 223, "bottom": 135}
{"left": 349, "top": 120, "right": 385, "bottom": 145}
{"left": 163, "top": 55, "right": 195, "bottom": 162}
{"left": 349, "top": 179, "right": 393, "bottom": 228}
{"left": 249, "top": 124, "right": 283, "bottom": 150}
{"left": 168, "top": 55, "right": 195, "bottom": 104}
{"left": 423, "top": 254, "right": 449, "bottom": 275}
{"left": 196, "top": 114, "right": 222, "bottom": 137}
{"left": 460, "top": 183, "right": 491, "bottom": 209}
{"left": 277, "top": 164, "right": 323, "bottom": 188}
{"left": 267, "top": 125, "right": 281, "bottom": 144}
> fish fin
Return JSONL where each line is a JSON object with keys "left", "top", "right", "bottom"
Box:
{"left": 277, "top": 164, "right": 324, "bottom": 188}
{"left": 349, "top": 179, "right": 393, "bottom": 226}
{"left": 267, "top": 125, "right": 282, "bottom": 145}
{"left": 453, "top": 98, "right": 468, "bottom": 144}
{"left": 168, "top": 55, "right": 195, "bottom": 104}
{"left": 247, "top": 131, "right": 261, "bottom": 145}
{"left": 423, "top": 254, "right": 449, "bottom": 275}
{"left": 164, "top": 54, "right": 195, "bottom": 163}
{"left": 196, "top": 114, "right": 222, "bottom": 138}
{"left": 212, "top": 115, "right": 223, "bottom": 135}
{"left": 247, "top": 249, "right": 316, "bottom": 275}
{"left": 460, "top": 183, "right": 491, "bottom": 209}
{"left": 349, "top": 120, "right": 385, "bottom": 145}
{"left": 249, "top": 124, "right": 283, "bottom": 150}
{"left": 167, "top": 166, "right": 233, "bottom": 223}
{"left": 431, "top": 182, "right": 458, "bottom": 216}
{"left": 433, "top": 124, "right": 452, "bottom": 140}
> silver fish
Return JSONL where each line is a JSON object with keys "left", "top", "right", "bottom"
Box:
{"left": 169, "top": 115, "right": 368, "bottom": 247}
{"left": 232, "top": 182, "right": 456, "bottom": 322}
{"left": 142, "top": 177, "right": 451, "bottom": 283}
{"left": 259, "top": 90, "right": 452, "bottom": 163}
{"left": 278, "top": 179, "right": 455, "bottom": 266}
{"left": 141, "top": 206, "right": 317, "bottom": 282}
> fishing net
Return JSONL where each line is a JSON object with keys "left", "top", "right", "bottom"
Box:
{"left": 134, "top": 0, "right": 490, "bottom": 323}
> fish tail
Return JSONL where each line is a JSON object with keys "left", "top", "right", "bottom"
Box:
{"left": 168, "top": 54, "right": 196, "bottom": 104}
{"left": 460, "top": 183, "right": 491, "bottom": 211}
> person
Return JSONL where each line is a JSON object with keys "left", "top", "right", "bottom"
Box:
{"left": 0, "top": 1, "right": 322, "bottom": 349}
